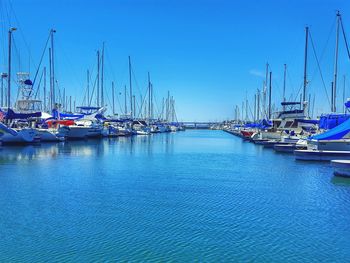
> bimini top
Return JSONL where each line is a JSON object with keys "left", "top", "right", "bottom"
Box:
{"left": 311, "top": 117, "right": 350, "bottom": 140}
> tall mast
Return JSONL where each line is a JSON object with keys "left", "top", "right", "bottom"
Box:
{"left": 112, "top": 81, "right": 115, "bottom": 115}
{"left": 245, "top": 95, "right": 248, "bottom": 121}
{"left": 49, "top": 47, "right": 52, "bottom": 110}
{"left": 148, "top": 72, "right": 151, "bottom": 120}
{"left": 333, "top": 11, "right": 341, "bottom": 112}
{"left": 254, "top": 94, "right": 257, "bottom": 122}
{"left": 257, "top": 89, "right": 260, "bottom": 120}
{"left": 283, "top": 64, "right": 287, "bottom": 112}
{"left": 303, "top": 26, "right": 309, "bottom": 112}
{"left": 128, "top": 56, "right": 133, "bottom": 118}
{"left": 264, "top": 63, "right": 269, "bottom": 118}
{"left": 8, "top": 28, "right": 16, "bottom": 109}
{"left": 50, "top": 29, "right": 56, "bottom": 109}
{"left": 97, "top": 50, "right": 100, "bottom": 107}
{"left": 343, "top": 75, "right": 346, "bottom": 113}
{"left": 133, "top": 95, "right": 136, "bottom": 118}
{"left": 124, "top": 85, "right": 127, "bottom": 115}
{"left": 167, "top": 91, "right": 170, "bottom": 122}
{"left": 43, "top": 67, "right": 46, "bottom": 111}
{"left": 101, "top": 42, "right": 104, "bottom": 107}
{"left": 151, "top": 83, "right": 154, "bottom": 119}
{"left": 268, "top": 71, "right": 272, "bottom": 119}
{"left": 87, "top": 70, "right": 90, "bottom": 106}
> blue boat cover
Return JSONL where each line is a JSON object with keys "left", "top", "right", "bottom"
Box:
{"left": 319, "top": 114, "right": 350, "bottom": 130}
{"left": 311, "top": 117, "right": 350, "bottom": 140}
{"left": 52, "top": 109, "right": 84, "bottom": 120}
{"left": 6, "top": 109, "right": 41, "bottom": 119}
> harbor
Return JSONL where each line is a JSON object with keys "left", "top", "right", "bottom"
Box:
{"left": 1, "top": 130, "right": 350, "bottom": 262}
{"left": 1, "top": 0, "right": 350, "bottom": 262}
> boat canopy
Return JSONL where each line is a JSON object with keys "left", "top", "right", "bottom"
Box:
{"left": 6, "top": 109, "right": 41, "bottom": 120}
{"left": 319, "top": 114, "right": 350, "bottom": 130}
{"left": 52, "top": 109, "right": 84, "bottom": 120}
{"left": 243, "top": 119, "right": 272, "bottom": 129}
{"left": 311, "top": 117, "right": 350, "bottom": 140}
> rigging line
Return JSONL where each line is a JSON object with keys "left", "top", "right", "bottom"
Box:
{"left": 293, "top": 82, "right": 303, "bottom": 102}
{"left": 340, "top": 16, "right": 350, "bottom": 61}
{"left": 319, "top": 17, "right": 336, "bottom": 62}
{"left": 309, "top": 30, "right": 331, "bottom": 108}
{"left": 29, "top": 31, "right": 51, "bottom": 96}
{"left": 8, "top": 0, "right": 36, "bottom": 67}
{"left": 137, "top": 87, "right": 148, "bottom": 118}
{"left": 34, "top": 68, "right": 44, "bottom": 99}
{"left": 88, "top": 73, "right": 98, "bottom": 106}
{"left": 130, "top": 65, "right": 146, "bottom": 97}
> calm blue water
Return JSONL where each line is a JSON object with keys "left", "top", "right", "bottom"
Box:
{"left": 0, "top": 130, "right": 350, "bottom": 262}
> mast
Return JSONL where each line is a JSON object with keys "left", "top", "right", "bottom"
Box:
{"left": 245, "top": 96, "right": 248, "bottom": 121}
{"left": 254, "top": 94, "right": 257, "bottom": 122}
{"left": 264, "top": 63, "right": 269, "bottom": 118}
{"left": 101, "top": 42, "right": 104, "bottom": 107}
{"left": 43, "top": 67, "right": 46, "bottom": 111}
{"left": 151, "top": 83, "right": 153, "bottom": 120}
{"left": 124, "top": 85, "right": 127, "bottom": 115}
{"left": 87, "top": 70, "right": 90, "bottom": 106}
{"left": 167, "top": 91, "right": 170, "bottom": 122}
{"left": 7, "top": 28, "right": 16, "bottom": 109}
{"left": 343, "top": 75, "right": 346, "bottom": 113}
{"left": 0, "top": 76, "right": 2, "bottom": 107}
{"left": 283, "top": 63, "right": 287, "bottom": 111}
{"left": 112, "top": 81, "right": 115, "bottom": 115}
{"left": 333, "top": 11, "right": 341, "bottom": 112}
{"left": 97, "top": 50, "right": 100, "bottom": 107}
{"left": 50, "top": 29, "right": 56, "bottom": 109}
{"left": 268, "top": 71, "right": 272, "bottom": 119}
{"left": 148, "top": 72, "right": 151, "bottom": 121}
{"left": 257, "top": 89, "right": 260, "bottom": 120}
{"left": 303, "top": 26, "right": 309, "bottom": 112}
{"left": 49, "top": 47, "right": 52, "bottom": 110}
{"left": 133, "top": 95, "right": 136, "bottom": 118}
{"left": 128, "top": 56, "right": 133, "bottom": 118}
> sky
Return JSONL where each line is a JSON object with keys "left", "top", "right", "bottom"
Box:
{"left": 0, "top": 0, "right": 350, "bottom": 121}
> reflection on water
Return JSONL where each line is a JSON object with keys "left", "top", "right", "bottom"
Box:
{"left": 1, "top": 130, "right": 350, "bottom": 262}
{"left": 0, "top": 133, "right": 176, "bottom": 164}
{"left": 331, "top": 175, "right": 350, "bottom": 186}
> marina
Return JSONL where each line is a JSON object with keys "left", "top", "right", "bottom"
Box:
{"left": 1, "top": 0, "right": 350, "bottom": 261}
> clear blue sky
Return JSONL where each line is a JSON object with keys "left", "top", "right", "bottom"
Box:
{"left": 1, "top": 0, "right": 350, "bottom": 121}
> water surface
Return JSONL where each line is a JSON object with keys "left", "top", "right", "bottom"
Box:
{"left": 0, "top": 130, "right": 349, "bottom": 262}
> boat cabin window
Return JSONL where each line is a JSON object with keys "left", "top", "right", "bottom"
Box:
{"left": 273, "top": 120, "right": 281, "bottom": 128}
{"left": 284, "top": 121, "right": 293, "bottom": 128}
{"left": 290, "top": 121, "right": 298, "bottom": 128}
